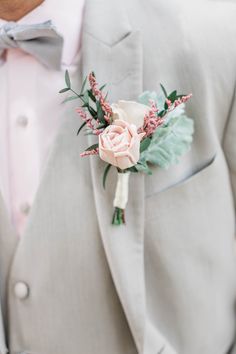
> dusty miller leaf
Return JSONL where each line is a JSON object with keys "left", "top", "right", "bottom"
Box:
{"left": 140, "top": 115, "right": 194, "bottom": 169}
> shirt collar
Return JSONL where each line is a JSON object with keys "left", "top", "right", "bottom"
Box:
{"left": 0, "top": 0, "right": 85, "bottom": 67}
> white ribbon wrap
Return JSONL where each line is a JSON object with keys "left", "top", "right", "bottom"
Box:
{"left": 113, "top": 172, "right": 131, "bottom": 210}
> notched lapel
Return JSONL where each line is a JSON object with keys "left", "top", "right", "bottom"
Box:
{"left": 81, "top": 0, "right": 147, "bottom": 352}
{"left": 0, "top": 194, "right": 18, "bottom": 354}
{"left": 0, "top": 306, "right": 7, "bottom": 354}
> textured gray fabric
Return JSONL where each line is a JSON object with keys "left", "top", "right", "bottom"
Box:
{"left": 0, "top": 20, "right": 63, "bottom": 70}
{"left": 0, "top": 307, "right": 7, "bottom": 354}
{"left": 0, "top": 0, "right": 235, "bottom": 354}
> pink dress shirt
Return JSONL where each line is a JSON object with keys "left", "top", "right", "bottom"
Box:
{"left": 0, "top": 0, "right": 85, "bottom": 236}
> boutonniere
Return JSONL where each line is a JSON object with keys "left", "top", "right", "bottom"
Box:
{"left": 60, "top": 71, "right": 194, "bottom": 225}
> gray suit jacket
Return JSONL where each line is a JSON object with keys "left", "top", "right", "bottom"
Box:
{"left": 0, "top": 0, "right": 236, "bottom": 353}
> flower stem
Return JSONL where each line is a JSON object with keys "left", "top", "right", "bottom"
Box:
{"left": 112, "top": 207, "right": 125, "bottom": 225}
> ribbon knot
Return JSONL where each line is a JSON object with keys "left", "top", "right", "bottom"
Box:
{"left": 0, "top": 20, "right": 63, "bottom": 70}
{"left": 0, "top": 22, "right": 20, "bottom": 49}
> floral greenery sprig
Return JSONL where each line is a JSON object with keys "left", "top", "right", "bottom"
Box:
{"left": 59, "top": 71, "right": 111, "bottom": 138}
{"left": 60, "top": 71, "right": 194, "bottom": 225}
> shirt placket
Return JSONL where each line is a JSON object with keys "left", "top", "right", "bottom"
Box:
{"left": 7, "top": 48, "right": 39, "bottom": 236}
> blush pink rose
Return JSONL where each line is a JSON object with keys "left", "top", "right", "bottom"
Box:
{"left": 99, "top": 119, "right": 145, "bottom": 170}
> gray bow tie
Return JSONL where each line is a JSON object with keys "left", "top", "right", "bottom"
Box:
{"left": 0, "top": 20, "right": 63, "bottom": 70}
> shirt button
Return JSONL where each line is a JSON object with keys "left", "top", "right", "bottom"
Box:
{"left": 17, "top": 115, "right": 28, "bottom": 127}
{"left": 20, "top": 202, "right": 31, "bottom": 215}
{"left": 14, "top": 282, "right": 29, "bottom": 299}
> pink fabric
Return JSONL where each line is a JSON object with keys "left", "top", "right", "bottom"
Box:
{"left": 0, "top": 0, "right": 85, "bottom": 236}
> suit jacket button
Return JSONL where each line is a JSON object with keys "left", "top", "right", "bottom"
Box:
{"left": 14, "top": 282, "right": 29, "bottom": 299}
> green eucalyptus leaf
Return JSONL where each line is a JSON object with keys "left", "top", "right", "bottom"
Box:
{"left": 65, "top": 70, "right": 71, "bottom": 88}
{"left": 127, "top": 166, "right": 138, "bottom": 173}
{"left": 88, "top": 89, "right": 96, "bottom": 103}
{"left": 85, "top": 143, "right": 99, "bottom": 151}
{"left": 59, "top": 87, "right": 70, "bottom": 93}
{"left": 87, "top": 105, "right": 97, "bottom": 118}
{"left": 100, "top": 84, "right": 106, "bottom": 91}
{"left": 80, "top": 76, "right": 87, "bottom": 94}
{"left": 160, "top": 83, "right": 168, "bottom": 98}
{"left": 140, "top": 137, "right": 151, "bottom": 153}
{"left": 168, "top": 90, "right": 177, "bottom": 103}
{"left": 77, "top": 121, "right": 86, "bottom": 135}
{"left": 63, "top": 95, "right": 79, "bottom": 103}
{"left": 104, "top": 92, "right": 109, "bottom": 101}
{"left": 96, "top": 101, "right": 105, "bottom": 122}
{"left": 158, "top": 109, "right": 167, "bottom": 118}
{"left": 96, "top": 123, "right": 107, "bottom": 129}
{"left": 103, "top": 164, "right": 112, "bottom": 189}
{"left": 83, "top": 91, "right": 89, "bottom": 105}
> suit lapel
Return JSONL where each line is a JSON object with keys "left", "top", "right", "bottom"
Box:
{"left": 0, "top": 194, "right": 18, "bottom": 354}
{"left": 0, "top": 305, "right": 7, "bottom": 354}
{"left": 82, "top": 0, "right": 146, "bottom": 351}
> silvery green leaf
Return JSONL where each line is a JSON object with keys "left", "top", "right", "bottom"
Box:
{"left": 140, "top": 115, "right": 194, "bottom": 169}
{"left": 138, "top": 90, "right": 186, "bottom": 124}
{"left": 139, "top": 91, "right": 168, "bottom": 113}
{"left": 165, "top": 104, "right": 186, "bottom": 124}
{"left": 138, "top": 91, "right": 159, "bottom": 106}
{"left": 135, "top": 161, "right": 152, "bottom": 175}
